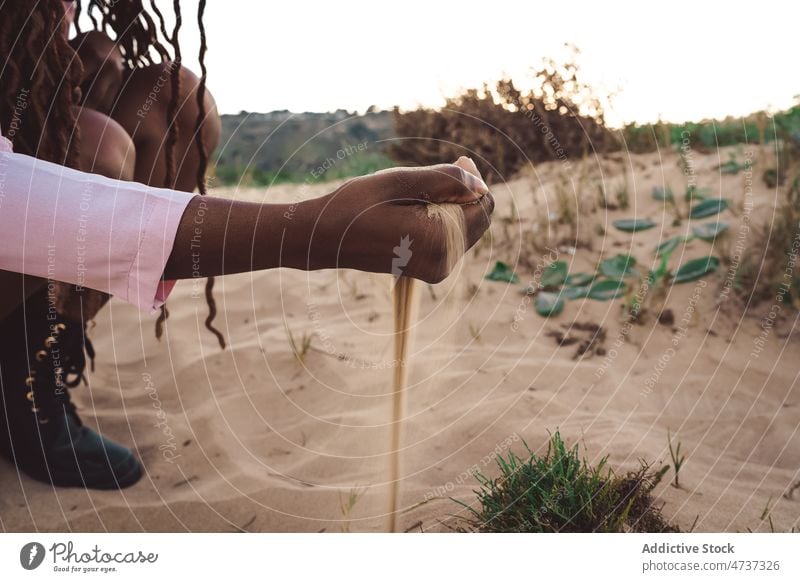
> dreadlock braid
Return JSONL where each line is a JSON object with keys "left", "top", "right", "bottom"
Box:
{"left": 154, "top": 0, "right": 182, "bottom": 342}
{"left": 0, "top": 0, "right": 82, "bottom": 168}
{"left": 163, "top": 0, "right": 182, "bottom": 187}
{"left": 75, "top": 0, "right": 170, "bottom": 67}
{"left": 194, "top": 0, "right": 225, "bottom": 349}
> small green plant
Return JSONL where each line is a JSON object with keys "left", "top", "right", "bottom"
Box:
{"left": 672, "top": 256, "right": 721, "bottom": 283}
{"left": 541, "top": 261, "right": 568, "bottom": 289}
{"left": 652, "top": 185, "right": 681, "bottom": 224}
{"left": 597, "top": 182, "right": 610, "bottom": 209}
{"left": 468, "top": 322, "right": 482, "bottom": 342}
{"left": 485, "top": 261, "right": 519, "bottom": 283}
{"left": 718, "top": 153, "right": 747, "bottom": 175}
{"left": 286, "top": 326, "right": 313, "bottom": 363}
{"left": 554, "top": 175, "right": 578, "bottom": 239}
{"left": 615, "top": 174, "right": 630, "bottom": 210}
{"left": 667, "top": 430, "right": 687, "bottom": 488}
{"left": 338, "top": 487, "right": 365, "bottom": 533}
{"left": 600, "top": 254, "right": 639, "bottom": 279}
{"left": 692, "top": 221, "right": 729, "bottom": 241}
{"left": 759, "top": 496, "right": 775, "bottom": 533}
{"left": 456, "top": 432, "right": 677, "bottom": 532}
{"left": 685, "top": 185, "right": 710, "bottom": 202}
{"left": 652, "top": 185, "right": 674, "bottom": 202}
{"left": 612, "top": 217, "right": 657, "bottom": 232}
{"left": 690, "top": 198, "right": 729, "bottom": 219}
{"left": 535, "top": 292, "right": 565, "bottom": 317}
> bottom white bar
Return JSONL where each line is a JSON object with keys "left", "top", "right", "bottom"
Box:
{"left": 0, "top": 533, "right": 797, "bottom": 581}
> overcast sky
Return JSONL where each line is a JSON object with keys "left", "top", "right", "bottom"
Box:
{"left": 121, "top": 0, "right": 798, "bottom": 125}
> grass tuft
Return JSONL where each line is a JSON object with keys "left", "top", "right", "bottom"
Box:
{"left": 456, "top": 432, "right": 677, "bottom": 532}
{"left": 667, "top": 430, "right": 687, "bottom": 488}
{"left": 286, "top": 325, "right": 313, "bottom": 363}
{"left": 338, "top": 487, "right": 365, "bottom": 533}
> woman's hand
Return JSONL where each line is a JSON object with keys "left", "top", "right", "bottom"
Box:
{"left": 303, "top": 157, "right": 495, "bottom": 282}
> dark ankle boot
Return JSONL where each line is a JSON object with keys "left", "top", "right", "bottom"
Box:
{"left": 0, "top": 288, "right": 142, "bottom": 489}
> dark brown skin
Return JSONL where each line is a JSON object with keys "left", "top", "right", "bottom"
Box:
{"left": 69, "top": 31, "right": 125, "bottom": 115}
{"left": 111, "top": 63, "right": 223, "bottom": 192}
{"left": 164, "top": 162, "right": 495, "bottom": 284}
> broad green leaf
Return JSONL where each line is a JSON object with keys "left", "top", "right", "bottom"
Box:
{"left": 541, "top": 260, "right": 568, "bottom": 288}
{"left": 613, "top": 218, "right": 657, "bottom": 232}
{"left": 600, "top": 254, "right": 639, "bottom": 279}
{"left": 690, "top": 198, "right": 729, "bottom": 219}
{"left": 588, "top": 279, "right": 627, "bottom": 301}
{"left": 535, "top": 292, "right": 565, "bottom": 317}
{"left": 692, "top": 221, "right": 729, "bottom": 241}
{"left": 672, "top": 256, "right": 721, "bottom": 283}
{"left": 562, "top": 286, "right": 590, "bottom": 300}
{"left": 655, "top": 235, "right": 687, "bottom": 257}
{"left": 565, "top": 272, "right": 594, "bottom": 286}
{"left": 485, "top": 261, "right": 519, "bottom": 283}
{"left": 719, "top": 160, "right": 744, "bottom": 175}
{"left": 652, "top": 186, "right": 674, "bottom": 201}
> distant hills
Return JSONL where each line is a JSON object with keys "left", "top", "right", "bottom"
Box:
{"left": 213, "top": 109, "right": 396, "bottom": 185}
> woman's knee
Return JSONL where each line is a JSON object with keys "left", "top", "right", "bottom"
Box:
{"left": 115, "top": 63, "right": 220, "bottom": 146}
{"left": 111, "top": 63, "right": 220, "bottom": 190}
{"left": 74, "top": 107, "right": 135, "bottom": 181}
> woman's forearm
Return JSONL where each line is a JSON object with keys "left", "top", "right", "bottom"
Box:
{"left": 163, "top": 164, "right": 495, "bottom": 285}
{"left": 163, "top": 195, "right": 328, "bottom": 279}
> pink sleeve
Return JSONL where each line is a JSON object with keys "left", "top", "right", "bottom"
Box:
{"left": 0, "top": 148, "right": 195, "bottom": 313}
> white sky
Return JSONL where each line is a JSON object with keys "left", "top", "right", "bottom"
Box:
{"left": 143, "top": 0, "right": 798, "bottom": 126}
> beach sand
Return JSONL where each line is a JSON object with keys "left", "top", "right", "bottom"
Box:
{"left": 2, "top": 146, "right": 799, "bottom": 532}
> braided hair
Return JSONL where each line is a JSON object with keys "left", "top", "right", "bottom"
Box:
{"left": 0, "top": 0, "right": 83, "bottom": 167}
{"left": 1, "top": 0, "right": 225, "bottom": 348}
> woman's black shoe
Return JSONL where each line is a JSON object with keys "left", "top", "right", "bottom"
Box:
{"left": 0, "top": 289, "right": 142, "bottom": 489}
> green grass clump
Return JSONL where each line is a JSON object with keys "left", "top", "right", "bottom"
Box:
{"left": 457, "top": 432, "right": 677, "bottom": 533}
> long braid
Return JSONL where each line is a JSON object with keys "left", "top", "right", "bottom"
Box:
{"left": 154, "top": 0, "right": 183, "bottom": 341}
{"left": 148, "top": 0, "right": 172, "bottom": 48}
{"left": 163, "top": 0, "right": 182, "bottom": 187}
{"left": 194, "top": 0, "right": 225, "bottom": 349}
{"left": 0, "top": 0, "right": 81, "bottom": 168}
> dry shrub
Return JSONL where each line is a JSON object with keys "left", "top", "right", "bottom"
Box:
{"left": 733, "top": 126, "right": 800, "bottom": 308}
{"left": 389, "top": 47, "right": 615, "bottom": 184}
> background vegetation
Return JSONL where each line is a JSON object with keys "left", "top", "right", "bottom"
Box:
{"left": 213, "top": 109, "right": 395, "bottom": 185}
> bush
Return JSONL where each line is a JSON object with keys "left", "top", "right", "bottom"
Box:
{"left": 457, "top": 432, "right": 677, "bottom": 533}
{"left": 390, "top": 47, "right": 616, "bottom": 184}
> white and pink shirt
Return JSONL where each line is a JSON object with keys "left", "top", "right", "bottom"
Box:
{"left": 0, "top": 126, "right": 195, "bottom": 312}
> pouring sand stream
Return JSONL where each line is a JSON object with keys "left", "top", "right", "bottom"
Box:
{"left": 388, "top": 203, "right": 467, "bottom": 532}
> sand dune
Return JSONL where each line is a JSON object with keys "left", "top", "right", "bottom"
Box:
{"left": 2, "top": 147, "right": 799, "bottom": 532}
